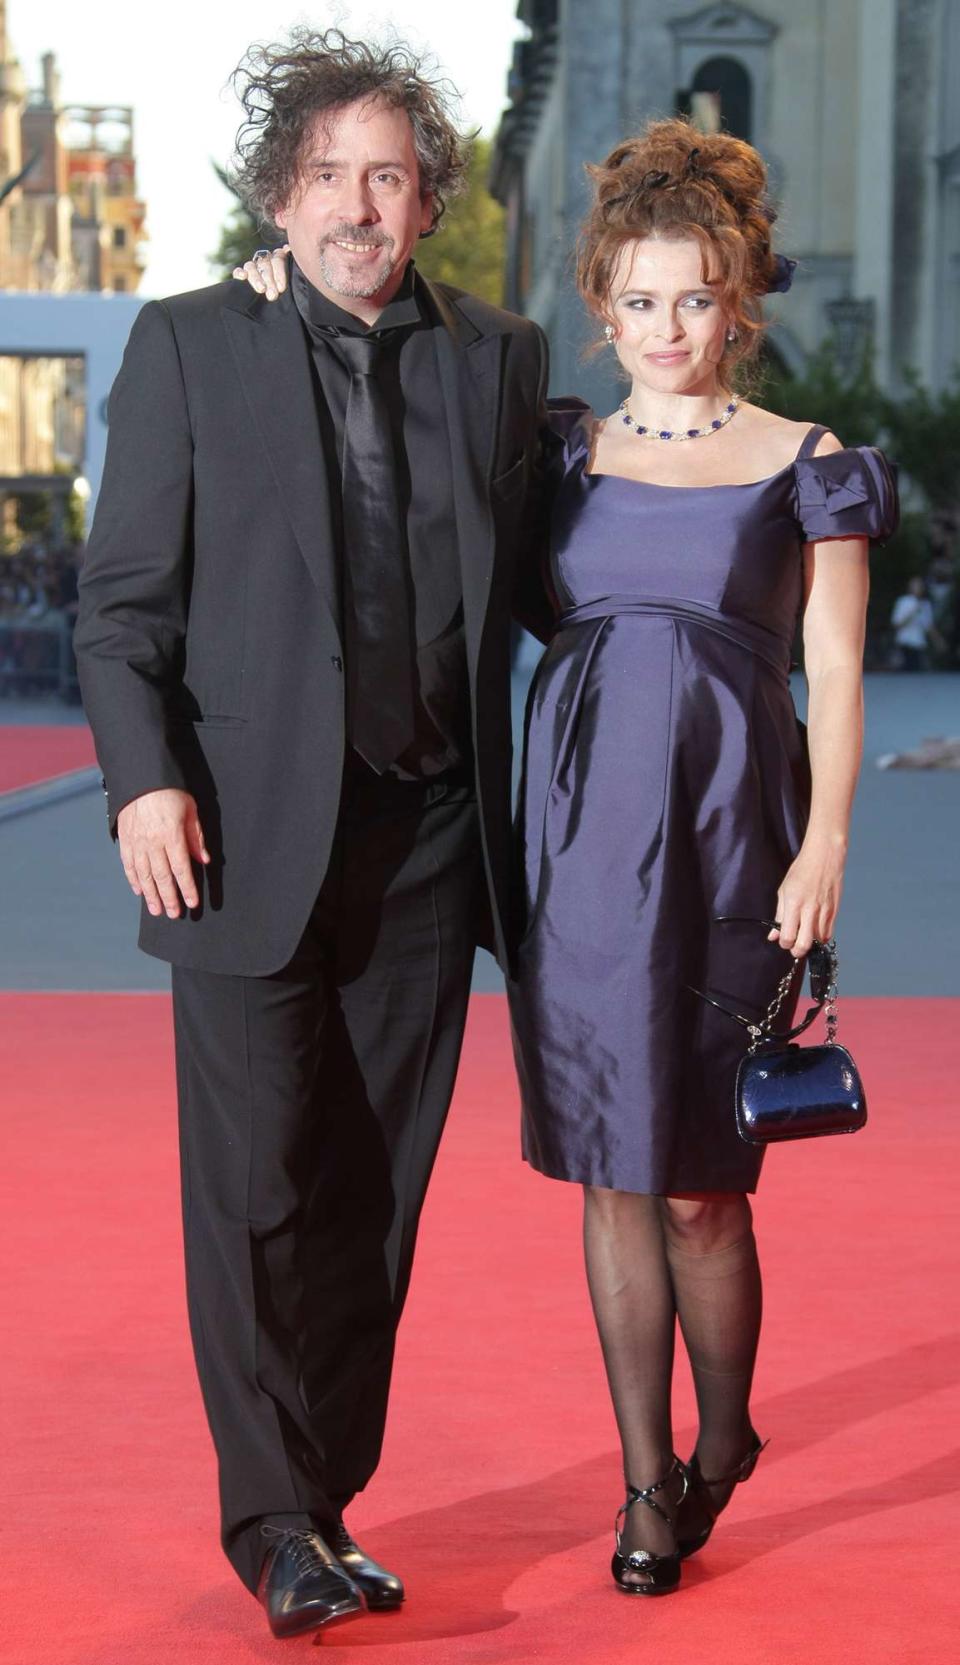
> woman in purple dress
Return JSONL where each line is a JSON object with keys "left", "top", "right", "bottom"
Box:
{"left": 509, "top": 118, "right": 897, "bottom": 1596}
{"left": 234, "top": 114, "right": 897, "bottom": 1602}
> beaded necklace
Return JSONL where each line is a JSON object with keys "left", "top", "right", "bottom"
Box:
{"left": 619, "top": 396, "right": 740, "bottom": 442}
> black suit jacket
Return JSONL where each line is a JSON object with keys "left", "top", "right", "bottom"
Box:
{"left": 74, "top": 274, "right": 551, "bottom": 976}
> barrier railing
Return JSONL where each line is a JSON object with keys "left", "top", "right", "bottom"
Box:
{"left": 0, "top": 614, "right": 79, "bottom": 702}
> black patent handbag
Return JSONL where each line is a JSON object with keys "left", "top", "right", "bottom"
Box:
{"left": 690, "top": 919, "right": 867, "bottom": 1145}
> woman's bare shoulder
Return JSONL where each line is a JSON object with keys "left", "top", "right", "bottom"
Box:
{"left": 738, "top": 403, "right": 843, "bottom": 459}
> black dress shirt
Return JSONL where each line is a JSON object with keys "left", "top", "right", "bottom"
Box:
{"left": 291, "top": 259, "right": 471, "bottom": 781}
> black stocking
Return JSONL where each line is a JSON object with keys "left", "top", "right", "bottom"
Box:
{"left": 582, "top": 1188, "right": 683, "bottom": 1579}
{"left": 662, "top": 1198, "right": 762, "bottom": 1511}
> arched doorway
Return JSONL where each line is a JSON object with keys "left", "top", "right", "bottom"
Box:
{"left": 692, "top": 56, "right": 753, "bottom": 142}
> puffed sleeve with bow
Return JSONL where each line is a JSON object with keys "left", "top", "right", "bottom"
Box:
{"left": 793, "top": 446, "right": 899, "bottom": 544}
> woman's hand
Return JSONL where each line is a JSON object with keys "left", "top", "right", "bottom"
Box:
{"left": 769, "top": 835, "right": 847, "bottom": 956}
{"left": 231, "top": 245, "right": 290, "bottom": 300}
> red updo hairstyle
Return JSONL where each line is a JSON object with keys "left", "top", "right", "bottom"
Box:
{"left": 578, "top": 117, "right": 783, "bottom": 386}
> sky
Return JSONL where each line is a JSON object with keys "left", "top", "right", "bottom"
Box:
{"left": 8, "top": 1, "right": 525, "bottom": 296}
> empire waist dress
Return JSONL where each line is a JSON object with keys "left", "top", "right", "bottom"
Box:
{"left": 509, "top": 401, "right": 898, "bottom": 1195}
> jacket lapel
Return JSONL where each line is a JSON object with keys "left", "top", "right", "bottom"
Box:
{"left": 221, "top": 286, "right": 341, "bottom": 639}
{"left": 426, "top": 281, "right": 503, "bottom": 675}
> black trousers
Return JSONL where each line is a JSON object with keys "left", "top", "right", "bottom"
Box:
{"left": 171, "top": 764, "right": 480, "bottom": 1592}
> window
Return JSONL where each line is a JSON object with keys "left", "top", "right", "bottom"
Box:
{"left": 691, "top": 56, "right": 753, "bottom": 141}
{"left": 669, "top": 4, "right": 775, "bottom": 156}
{"left": 112, "top": 226, "right": 127, "bottom": 248}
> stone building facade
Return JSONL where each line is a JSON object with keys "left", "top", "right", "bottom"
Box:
{"left": 0, "top": 3, "right": 145, "bottom": 541}
{"left": 491, "top": 0, "right": 960, "bottom": 407}
{"left": 0, "top": 5, "right": 146, "bottom": 293}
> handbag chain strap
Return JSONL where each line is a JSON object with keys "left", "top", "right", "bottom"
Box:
{"left": 823, "top": 939, "right": 839, "bottom": 1046}
{"left": 747, "top": 937, "right": 839, "bottom": 1055}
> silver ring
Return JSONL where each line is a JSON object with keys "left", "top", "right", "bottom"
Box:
{"left": 253, "top": 248, "right": 273, "bottom": 265}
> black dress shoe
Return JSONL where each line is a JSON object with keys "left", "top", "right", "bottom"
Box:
{"left": 256, "top": 1527, "right": 365, "bottom": 1639}
{"left": 327, "top": 1521, "right": 405, "bottom": 1611}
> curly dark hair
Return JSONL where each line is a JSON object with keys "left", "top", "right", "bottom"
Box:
{"left": 230, "top": 27, "right": 469, "bottom": 234}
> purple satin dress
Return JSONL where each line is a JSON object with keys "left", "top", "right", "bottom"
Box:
{"left": 510, "top": 401, "right": 898, "bottom": 1195}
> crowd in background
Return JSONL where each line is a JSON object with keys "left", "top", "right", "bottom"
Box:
{"left": 0, "top": 542, "right": 82, "bottom": 699}
{"left": 0, "top": 535, "right": 958, "bottom": 704}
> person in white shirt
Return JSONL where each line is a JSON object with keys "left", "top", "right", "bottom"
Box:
{"left": 891, "top": 575, "right": 939, "bottom": 670}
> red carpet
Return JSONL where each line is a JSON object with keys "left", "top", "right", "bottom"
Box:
{"left": 0, "top": 724, "right": 96, "bottom": 794}
{"left": 2, "top": 994, "right": 957, "bottom": 1665}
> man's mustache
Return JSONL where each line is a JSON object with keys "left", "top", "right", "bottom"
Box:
{"left": 322, "top": 225, "right": 392, "bottom": 249}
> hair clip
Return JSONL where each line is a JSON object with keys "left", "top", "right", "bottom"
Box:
{"left": 603, "top": 169, "right": 671, "bottom": 212}
{"left": 766, "top": 253, "right": 797, "bottom": 294}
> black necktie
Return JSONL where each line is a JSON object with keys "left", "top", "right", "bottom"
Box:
{"left": 336, "top": 331, "right": 415, "bottom": 774}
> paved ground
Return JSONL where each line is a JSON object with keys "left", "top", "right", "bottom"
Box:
{"left": 1, "top": 671, "right": 957, "bottom": 994}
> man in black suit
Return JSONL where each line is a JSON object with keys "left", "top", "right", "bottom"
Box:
{"left": 74, "top": 30, "right": 549, "bottom": 1642}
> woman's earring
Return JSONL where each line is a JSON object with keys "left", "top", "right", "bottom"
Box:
{"left": 726, "top": 327, "right": 737, "bottom": 343}
{"left": 604, "top": 324, "right": 615, "bottom": 343}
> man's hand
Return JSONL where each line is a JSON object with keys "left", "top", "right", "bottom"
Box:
{"left": 116, "top": 789, "right": 210, "bottom": 918}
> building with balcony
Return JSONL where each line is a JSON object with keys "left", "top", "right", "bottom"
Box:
{"left": 64, "top": 104, "right": 146, "bottom": 294}
{"left": 0, "top": 7, "right": 147, "bottom": 294}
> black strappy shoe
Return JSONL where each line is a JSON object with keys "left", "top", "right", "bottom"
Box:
{"left": 611, "top": 1456, "right": 688, "bottom": 1596}
{"left": 675, "top": 1431, "right": 768, "bottom": 1560}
